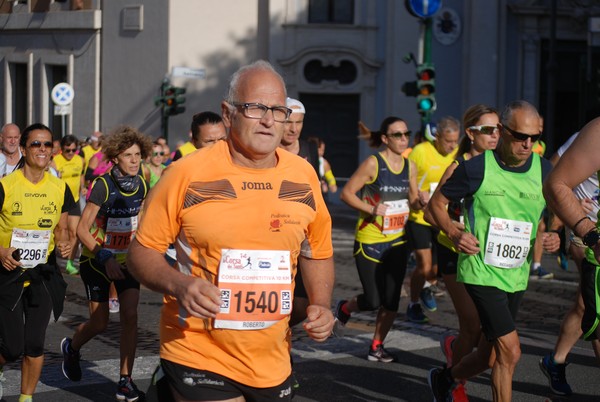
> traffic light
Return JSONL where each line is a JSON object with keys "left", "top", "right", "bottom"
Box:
{"left": 164, "top": 85, "right": 186, "bottom": 116}
{"left": 154, "top": 82, "right": 186, "bottom": 116}
{"left": 401, "top": 80, "right": 419, "bottom": 97}
{"left": 416, "top": 63, "right": 436, "bottom": 115}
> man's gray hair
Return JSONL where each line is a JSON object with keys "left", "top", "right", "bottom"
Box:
{"left": 225, "top": 60, "right": 286, "bottom": 103}
{"left": 500, "top": 100, "right": 539, "bottom": 127}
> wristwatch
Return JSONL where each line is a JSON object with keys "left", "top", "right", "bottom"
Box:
{"left": 582, "top": 228, "right": 600, "bottom": 247}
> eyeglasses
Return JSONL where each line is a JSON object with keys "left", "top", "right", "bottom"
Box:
{"left": 63, "top": 148, "right": 77, "bottom": 154}
{"left": 386, "top": 131, "right": 411, "bottom": 139}
{"left": 28, "top": 141, "right": 53, "bottom": 149}
{"left": 230, "top": 102, "right": 292, "bottom": 123}
{"left": 152, "top": 151, "right": 165, "bottom": 156}
{"left": 468, "top": 125, "right": 499, "bottom": 135}
{"left": 499, "top": 124, "right": 542, "bottom": 142}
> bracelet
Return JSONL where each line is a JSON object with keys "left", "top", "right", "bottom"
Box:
{"left": 572, "top": 216, "right": 591, "bottom": 232}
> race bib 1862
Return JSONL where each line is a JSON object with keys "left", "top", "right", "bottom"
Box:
{"left": 484, "top": 217, "right": 532, "bottom": 269}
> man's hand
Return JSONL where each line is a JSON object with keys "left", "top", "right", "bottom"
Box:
{"left": 105, "top": 258, "right": 126, "bottom": 280}
{"left": 302, "top": 304, "right": 334, "bottom": 342}
{"left": 1, "top": 247, "right": 22, "bottom": 271}
{"left": 56, "top": 241, "right": 72, "bottom": 259}
{"left": 542, "top": 231, "right": 561, "bottom": 254}
{"left": 450, "top": 231, "right": 480, "bottom": 255}
{"left": 174, "top": 277, "right": 222, "bottom": 319}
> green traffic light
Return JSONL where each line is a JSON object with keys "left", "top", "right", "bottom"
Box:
{"left": 418, "top": 98, "right": 433, "bottom": 111}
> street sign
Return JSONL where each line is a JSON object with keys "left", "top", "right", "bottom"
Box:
{"left": 54, "top": 104, "right": 72, "bottom": 116}
{"left": 171, "top": 66, "right": 206, "bottom": 79}
{"left": 51, "top": 82, "right": 74, "bottom": 106}
{"left": 406, "top": 0, "right": 442, "bottom": 19}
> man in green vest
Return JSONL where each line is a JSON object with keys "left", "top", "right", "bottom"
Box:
{"left": 544, "top": 118, "right": 600, "bottom": 353}
{"left": 425, "top": 100, "right": 560, "bottom": 401}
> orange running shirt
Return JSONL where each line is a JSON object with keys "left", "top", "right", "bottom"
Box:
{"left": 135, "top": 140, "right": 333, "bottom": 388}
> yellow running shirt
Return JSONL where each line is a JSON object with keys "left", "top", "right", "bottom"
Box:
{"left": 408, "top": 140, "right": 457, "bottom": 225}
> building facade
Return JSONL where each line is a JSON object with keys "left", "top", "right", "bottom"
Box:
{"left": 0, "top": 0, "right": 597, "bottom": 178}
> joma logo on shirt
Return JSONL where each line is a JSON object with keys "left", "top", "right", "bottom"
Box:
{"left": 520, "top": 192, "right": 540, "bottom": 200}
{"left": 241, "top": 181, "right": 273, "bottom": 190}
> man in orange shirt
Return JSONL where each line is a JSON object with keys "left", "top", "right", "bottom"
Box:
{"left": 128, "top": 60, "right": 335, "bottom": 401}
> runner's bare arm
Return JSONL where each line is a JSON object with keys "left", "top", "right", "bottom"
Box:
{"left": 543, "top": 118, "right": 600, "bottom": 239}
{"left": 127, "top": 238, "right": 222, "bottom": 318}
{"left": 299, "top": 256, "right": 335, "bottom": 342}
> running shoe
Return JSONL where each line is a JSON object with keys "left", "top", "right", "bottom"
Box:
{"left": 530, "top": 266, "right": 554, "bottom": 280}
{"left": 334, "top": 300, "right": 350, "bottom": 326}
{"left": 0, "top": 368, "right": 4, "bottom": 400}
{"left": 61, "top": 337, "right": 82, "bottom": 381}
{"left": 452, "top": 382, "right": 469, "bottom": 402}
{"left": 109, "top": 298, "right": 120, "bottom": 314}
{"left": 428, "top": 367, "right": 454, "bottom": 402}
{"left": 65, "top": 260, "right": 79, "bottom": 275}
{"left": 429, "top": 284, "right": 446, "bottom": 297}
{"left": 116, "top": 376, "right": 142, "bottom": 402}
{"left": 406, "top": 303, "right": 429, "bottom": 323}
{"left": 539, "top": 354, "right": 572, "bottom": 395}
{"left": 420, "top": 287, "right": 437, "bottom": 311}
{"left": 367, "top": 344, "right": 395, "bottom": 363}
{"left": 557, "top": 251, "right": 569, "bottom": 271}
{"left": 440, "top": 334, "right": 456, "bottom": 367}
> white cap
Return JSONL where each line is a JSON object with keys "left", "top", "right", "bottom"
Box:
{"left": 286, "top": 97, "right": 305, "bottom": 114}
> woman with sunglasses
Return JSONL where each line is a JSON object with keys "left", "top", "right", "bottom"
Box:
{"left": 61, "top": 126, "right": 153, "bottom": 402}
{"left": 424, "top": 104, "right": 499, "bottom": 401}
{"left": 145, "top": 142, "right": 166, "bottom": 188}
{"left": 0, "top": 123, "right": 74, "bottom": 402}
{"left": 334, "top": 117, "right": 419, "bottom": 362}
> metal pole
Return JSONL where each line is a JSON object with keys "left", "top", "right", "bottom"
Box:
{"left": 545, "top": 0, "right": 557, "bottom": 153}
{"left": 61, "top": 114, "right": 66, "bottom": 138}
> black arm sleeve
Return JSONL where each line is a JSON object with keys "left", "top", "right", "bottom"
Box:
{"left": 85, "top": 167, "right": 96, "bottom": 182}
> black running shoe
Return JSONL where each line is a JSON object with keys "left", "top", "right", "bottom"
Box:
{"left": 367, "top": 344, "right": 395, "bottom": 363}
{"left": 61, "top": 337, "right": 82, "bottom": 382}
{"left": 116, "top": 376, "right": 142, "bottom": 402}
{"left": 428, "top": 367, "right": 454, "bottom": 402}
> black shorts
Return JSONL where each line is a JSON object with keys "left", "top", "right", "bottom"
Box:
{"left": 79, "top": 256, "right": 140, "bottom": 302}
{"left": 437, "top": 241, "right": 458, "bottom": 276}
{"left": 581, "top": 259, "right": 600, "bottom": 340}
{"left": 464, "top": 284, "right": 524, "bottom": 341}
{"left": 161, "top": 359, "right": 292, "bottom": 401}
{"left": 68, "top": 201, "right": 81, "bottom": 217}
{"left": 406, "top": 220, "right": 439, "bottom": 252}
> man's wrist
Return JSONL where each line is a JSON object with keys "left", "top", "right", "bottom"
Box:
{"left": 582, "top": 228, "right": 600, "bottom": 248}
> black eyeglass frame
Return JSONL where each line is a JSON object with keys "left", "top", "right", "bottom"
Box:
{"left": 498, "top": 124, "right": 542, "bottom": 143}
{"left": 28, "top": 141, "right": 53, "bottom": 149}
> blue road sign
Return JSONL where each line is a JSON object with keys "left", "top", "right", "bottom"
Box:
{"left": 407, "top": 0, "right": 442, "bottom": 19}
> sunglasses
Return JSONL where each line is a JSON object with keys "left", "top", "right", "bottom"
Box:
{"left": 28, "top": 141, "right": 53, "bottom": 149}
{"left": 500, "top": 124, "right": 542, "bottom": 142}
{"left": 468, "top": 125, "right": 499, "bottom": 135}
{"left": 153, "top": 151, "right": 165, "bottom": 156}
{"left": 63, "top": 148, "right": 77, "bottom": 154}
{"left": 386, "top": 131, "right": 411, "bottom": 139}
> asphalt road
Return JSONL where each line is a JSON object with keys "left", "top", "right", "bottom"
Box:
{"left": 1, "top": 203, "right": 599, "bottom": 401}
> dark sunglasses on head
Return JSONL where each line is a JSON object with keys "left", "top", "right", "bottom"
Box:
{"left": 28, "top": 141, "right": 53, "bottom": 149}
{"left": 153, "top": 151, "right": 165, "bottom": 156}
{"left": 468, "top": 125, "right": 498, "bottom": 135}
{"left": 386, "top": 131, "right": 411, "bottom": 139}
{"left": 499, "top": 124, "right": 542, "bottom": 142}
{"left": 63, "top": 148, "right": 77, "bottom": 153}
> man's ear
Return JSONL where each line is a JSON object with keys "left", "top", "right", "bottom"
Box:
{"left": 221, "top": 102, "right": 233, "bottom": 129}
